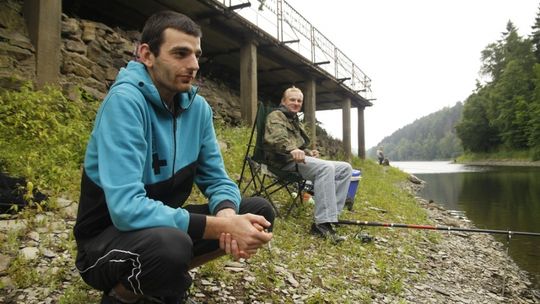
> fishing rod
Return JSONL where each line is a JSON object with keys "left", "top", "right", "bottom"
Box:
{"left": 337, "top": 220, "right": 540, "bottom": 237}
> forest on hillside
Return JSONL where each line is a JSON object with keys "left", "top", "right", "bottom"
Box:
{"left": 456, "top": 11, "right": 540, "bottom": 160}
{"left": 370, "top": 6, "right": 540, "bottom": 161}
{"left": 367, "top": 102, "right": 463, "bottom": 161}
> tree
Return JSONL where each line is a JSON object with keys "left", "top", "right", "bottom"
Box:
{"left": 456, "top": 92, "right": 500, "bottom": 152}
{"left": 529, "top": 64, "right": 540, "bottom": 159}
{"left": 531, "top": 4, "right": 540, "bottom": 62}
{"left": 477, "top": 21, "right": 535, "bottom": 150}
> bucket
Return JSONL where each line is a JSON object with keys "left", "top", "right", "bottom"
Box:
{"left": 346, "top": 169, "right": 362, "bottom": 210}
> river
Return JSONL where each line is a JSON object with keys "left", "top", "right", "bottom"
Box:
{"left": 392, "top": 161, "right": 540, "bottom": 291}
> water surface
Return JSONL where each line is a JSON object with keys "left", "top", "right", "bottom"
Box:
{"left": 393, "top": 161, "right": 540, "bottom": 290}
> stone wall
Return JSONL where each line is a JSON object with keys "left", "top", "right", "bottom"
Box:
{"left": 0, "top": 0, "right": 341, "bottom": 156}
{"left": 0, "top": 0, "right": 35, "bottom": 90}
{"left": 0, "top": 0, "right": 243, "bottom": 124}
{"left": 59, "top": 14, "right": 138, "bottom": 101}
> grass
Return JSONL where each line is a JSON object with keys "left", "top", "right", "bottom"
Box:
{"left": 458, "top": 148, "right": 535, "bottom": 162}
{"left": 0, "top": 86, "right": 437, "bottom": 303}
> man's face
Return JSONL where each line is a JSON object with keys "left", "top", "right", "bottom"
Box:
{"left": 147, "top": 28, "right": 201, "bottom": 97}
{"left": 281, "top": 90, "right": 304, "bottom": 114}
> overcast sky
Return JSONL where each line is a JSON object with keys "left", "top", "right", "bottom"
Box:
{"left": 285, "top": 0, "right": 539, "bottom": 150}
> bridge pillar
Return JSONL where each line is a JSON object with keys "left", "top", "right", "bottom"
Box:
{"left": 240, "top": 39, "right": 258, "bottom": 124}
{"left": 342, "top": 98, "right": 351, "bottom": 161}
{"left": 357, "top": 107, "right": 366, "bottom": 159}
{"left": 23, "top": 0, "right": 61, "bottom": 88}
{"left": 303, "top": 77, "right": 317, "bottom": 148}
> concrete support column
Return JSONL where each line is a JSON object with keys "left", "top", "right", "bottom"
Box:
{"left": 357, "top": 107, "right": 366, "bottom": 159}
{"left": 342, "top": 98, "right": 351, "bottom": 161}
{"left": 240, "top": 39, "right": 258, "bottom": 124}
{"left": 303, "top": 77, "right": 317, "bottom": 148}
{"left": 23, "top": 0, "right": 62, "bottom": 87}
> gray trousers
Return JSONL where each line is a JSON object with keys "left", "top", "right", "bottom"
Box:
{"left": 284, "top": 156, "right": 352, "bottom": 223}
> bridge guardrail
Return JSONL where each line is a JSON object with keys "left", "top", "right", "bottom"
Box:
{"left": 214, "top": 0, "right": 373, "bottom": 102}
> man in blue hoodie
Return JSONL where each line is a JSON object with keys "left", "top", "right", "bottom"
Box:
{"left": 73, "top": 11, "right": 274, "bottom": 304}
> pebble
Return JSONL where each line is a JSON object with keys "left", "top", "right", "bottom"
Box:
{"left": 20, "top": 247, "right": 39, "bottom": 260}
{"left": 0, "top": 182, "right": 538, "bottom": 303}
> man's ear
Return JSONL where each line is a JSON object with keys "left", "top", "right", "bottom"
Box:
{"left": 137, "top": 43, "right": 154, "bottom": 67}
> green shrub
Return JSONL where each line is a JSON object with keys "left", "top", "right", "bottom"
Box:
{"left": 0, "top": 84, "right": 98, "bottom": 196}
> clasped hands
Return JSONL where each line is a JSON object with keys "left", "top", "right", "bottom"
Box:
{"left": 290, "top": 148, "right": 319, "bottom": 163}
{"left": 216, "top": 208, "right": 272, "bottom": 260}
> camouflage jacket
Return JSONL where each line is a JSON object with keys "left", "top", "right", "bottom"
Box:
{"left": 263, "top": 105, "right": 311, "bottom": 168}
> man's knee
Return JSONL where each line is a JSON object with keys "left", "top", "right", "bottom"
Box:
{"left": 135, "top": 228, "right": 194, "bottom": 296}
{"left": 147, "top": 228, "right": 193, "bottom": 268}
{"left": 318, "top": 161, "right": 335, "bottom": 175}
{"left": 344, "top": 162, "right": 353, "bottom": 175}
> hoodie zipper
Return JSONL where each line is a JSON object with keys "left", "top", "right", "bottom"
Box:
{"left": 172, "top": 114, "right": 177, "bottom": 177}
{"left": 169, "top": 87, "right": 199, "bottom": 178}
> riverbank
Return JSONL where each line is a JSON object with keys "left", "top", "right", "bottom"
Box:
{"left": 1, "top": 174, "right": 538, "bottom": 303}
{"left": 399, "top": 181, "right": 540, "bottom": 303}
{"left": 460, "top": 160, "right": 540, "bottom": 167}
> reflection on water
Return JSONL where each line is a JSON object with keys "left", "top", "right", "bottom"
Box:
{"left": 393, "top": 161, "right": 540, "bottom": 291}
{"left": 393, "top": 160, "right": 486, "bottom": 174}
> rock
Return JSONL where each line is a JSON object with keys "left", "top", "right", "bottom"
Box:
{"left": 20, "top": 247, "right": 39, "bottom": 260}
{"left": 0, "top": 42, "right": 33, "bottom": 61}
{"left": 225, "top": 267, "right": 244, "bottom": 272}
{"left": 0, "top": 253, "right": 11, "bottom": 273}
{"left": 42, "top": 249, "right": 56, "bottom": 258}
{"left": 0, "top": 276, "right": 15, "bottom": 289}
{"left": 81, "top": 21, "right": 96, "bottom": 42}
{"left": 367, "top": 206, "right": 387, "bottom": 213}
{"left": 62, "top": 18, "right": 81, "bottom": 38}
{"left": 224, "top": 261, "right": 244, "bottom": 268}
{"left": 0, "top": 219, "right": 27, "bottom": 231}
{"left": 408, "top": 174, "right": 424, "bottom": 184}
{"left": 218, "top": 139, "right": 228, "bottom": 152}
{"left": 64, "top": 39, "right": 87, "bottom": 54}
{"left": 62, "top": 60, "right": 92, "bottom": 78}
{"left": 286, "top": 274, "right": 299, "bottom": 288}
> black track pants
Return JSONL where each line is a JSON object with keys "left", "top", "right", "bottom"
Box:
{"left": 75, "top": 197, "right": 275, "bottom": 297}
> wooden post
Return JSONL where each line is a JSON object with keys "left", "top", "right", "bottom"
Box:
{"left": 357, "top": 107, "right": 366, "bottom": 159}
{"left": 240, "top": 39, "right": 258, "bottom": 124}
{"left": 342, "top": 98, "right": 351, "bottom": 161}
{"left": 23, "top": 0, "right": 61, "bottom": 87}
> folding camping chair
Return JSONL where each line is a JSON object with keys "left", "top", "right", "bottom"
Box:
{"left": 237, "top": 102, "right": 308, "bottom": 217}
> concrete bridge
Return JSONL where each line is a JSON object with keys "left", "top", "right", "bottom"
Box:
{"left": 23, "top": 0, "right": 374, "bottom": 159}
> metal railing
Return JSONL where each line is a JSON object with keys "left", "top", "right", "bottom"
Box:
{"left": 214, "top": 0, "right": 373, "bottom": 101}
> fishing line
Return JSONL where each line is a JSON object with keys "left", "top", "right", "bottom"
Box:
{"left": 336, "top": 220, "right": 540, "bottom": 237}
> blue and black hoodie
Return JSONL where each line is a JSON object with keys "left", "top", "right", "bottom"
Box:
{"left": 74, "top": 61, "right": 240, "bottom": 242}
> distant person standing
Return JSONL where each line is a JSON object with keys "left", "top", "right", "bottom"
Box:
{"left": 376, "top": 147, "right": 384, "bottom": 165}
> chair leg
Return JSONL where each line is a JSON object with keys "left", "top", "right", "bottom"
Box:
{"left": 284, "top": 180, "right": 305, "bottom": 218}
{"left": 284, "top": 194, "right": 299, "bottom": 218}
{"left": 259, "top": 176, "right": 281, "bottom": 217}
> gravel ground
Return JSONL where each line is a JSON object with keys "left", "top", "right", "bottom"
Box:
{"left": 396, "top": 194, "right": 540, "bottom": 303}
{"left": 0, "top": 185, "right": 539, "bottom": 303}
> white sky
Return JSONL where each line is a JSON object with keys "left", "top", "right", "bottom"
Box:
{"left": 285, "top": 0, "right": 539, "bottom": 150}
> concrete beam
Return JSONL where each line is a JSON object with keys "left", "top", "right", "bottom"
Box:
{"left": 342, "top": 98, "right": 351, "bottom": 161}
{"left": 23, "top": 0, "right": 61, "bottom": 87}
{"left": 303, "top": 77, "right": 317, "bottom": 148}
{"left": 240, "top": 39, "right": 258, "bottom": 124}
{"left": 357, "top": 107, "right": 366, "bottom": 159}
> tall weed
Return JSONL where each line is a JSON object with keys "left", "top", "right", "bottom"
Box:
{"left": 0, "top": 84, "right": 98, "bottom": 196}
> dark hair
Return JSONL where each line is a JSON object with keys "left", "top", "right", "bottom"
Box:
{"left": 141, "top": 10, "right": 202, "bottom": 56}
